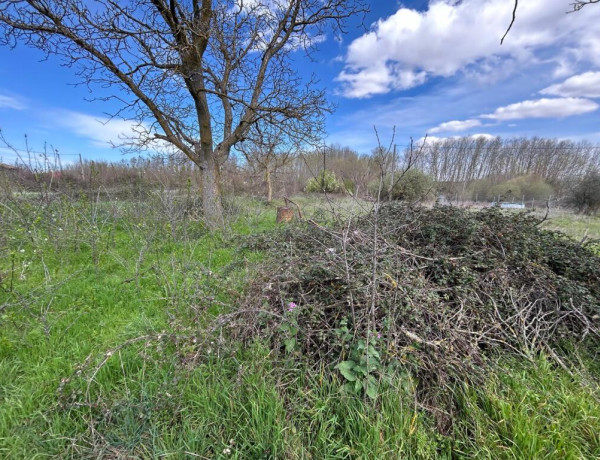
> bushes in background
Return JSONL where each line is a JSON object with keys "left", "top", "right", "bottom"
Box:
{"left": 369, "top": 169, "right": 435, "bottom": 202}
{"left": 305, "top": 170, "right": 343, "bottom": 193}
{"left": 568, "top": 171, "right": 600, "bottom": 215}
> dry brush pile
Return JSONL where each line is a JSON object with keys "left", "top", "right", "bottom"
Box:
{"left": 240, "top": 204, "right": 600, "bottom": 418}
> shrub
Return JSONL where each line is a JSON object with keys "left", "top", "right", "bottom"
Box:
{"left": 341, "top": 178, "right": 356, "bottom": 196}
{"left": 470, "top": 176, "right": 554, "bottom": 202}
{"left": 305, "top": 170, "right": 343, "bottom": 193}
{"left": 488, "top": 181, "right": 522, "bottom": 202}
{"left": 370, "top": 169, "right": 435, "bottom": 202}
{"left": 568, "top": 171, "right": 600, "bottom": 215}
{"left": 519, "top": 176, "right": 554, "bottom": 200}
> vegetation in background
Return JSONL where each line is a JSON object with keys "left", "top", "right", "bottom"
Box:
{"left": 370, "top": 169, "right": 435, "bottom": 201}
{"left": 3, "top": 134, "right": 599, "bottom": 214}
{"left": 470, "top": 175, "right": 555, "bottom": 202}
{"left": 568, "top": 171, "right": 600, "bottom": 215}
{"left": 305, "top": 169, "right": 344, "bottom": 193}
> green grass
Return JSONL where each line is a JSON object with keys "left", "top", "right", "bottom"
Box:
{"left": 543, "top": 211, "right": 600, "bottom": 240}
{"left": 1, "top": 193, "right": 599, "bottom": 458}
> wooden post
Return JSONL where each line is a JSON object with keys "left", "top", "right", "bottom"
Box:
{"left": 276, "top": 206, "right": 294, "bottom": 223}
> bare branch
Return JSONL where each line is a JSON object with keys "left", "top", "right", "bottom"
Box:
{"left": 570, "top": 0, "right": 600, "bottom": 12}
{"left": 501, "top": 0, "right": 518, "bottom": 45}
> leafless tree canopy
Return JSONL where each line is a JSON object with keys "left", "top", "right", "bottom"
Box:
{"left": 0, "top": 0, "right": 366, "bottom": 225}
{"left": 238, "top": 122, "right": 296, "bottom": 202}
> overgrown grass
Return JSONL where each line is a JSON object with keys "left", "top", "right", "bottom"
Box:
{"left": 1, "top": 190, "right": 599, "bottom": 459}
{"left": 543, "top": 212, "right": 600, "bottom": 240}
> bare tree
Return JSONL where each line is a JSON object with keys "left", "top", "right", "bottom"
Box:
{"left": 239, "top": 122, "right": 296, "bottom": 203}
{"left": 0, "top": 0, "right": 366, "bottom": 227}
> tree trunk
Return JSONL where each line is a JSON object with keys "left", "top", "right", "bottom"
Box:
{"left": 197, "top": 143, "right": 224, "bottom": 229}
{"left": 265, "top": 168, "right": 273, "bottom": 203}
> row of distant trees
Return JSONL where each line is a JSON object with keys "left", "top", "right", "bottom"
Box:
{"left": 2, "top": 135, "right": 600, "bottom": 214}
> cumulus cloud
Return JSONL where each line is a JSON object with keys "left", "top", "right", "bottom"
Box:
{"left": 481, "top": 97, "right": 599, "bottom": 120}
{"left": 430, "top": 119, "right": 482, "bottom": 134}
{"left": 0, "top": 94, "right": 26, "bottom": 110}
{"left": 541, "top": 71, "right": 600, "bottom": 98}
{"left": 337, "top": 0, "right": 600, "bottom": 98}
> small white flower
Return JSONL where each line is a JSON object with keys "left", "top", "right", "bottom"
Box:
{"left": 223, "top": 447, "right": 231, "bottom": 455}
{"left": 19, "top": 249, "right": 25, "bottom": 253}
{"left": 58, "top": 228, "right": 63, "bottom": 231}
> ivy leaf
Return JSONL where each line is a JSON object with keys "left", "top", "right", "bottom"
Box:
{"left": 337, "top": 360, "right": 357, "bottom": 381}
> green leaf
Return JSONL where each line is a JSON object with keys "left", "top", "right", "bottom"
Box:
{"left": 354, "top": 379, "right": 363, "bottom": 393}
{"left": 367, "top": 345, "right": 380, "bottom": 359}
{"left": 366, "top": 383, "right": 378, "bottom": 400}
{"left": 337, "top": 361, "right": 357, "bottom": 382}
{"left": 355, "top": 364, "right": 368, "bottom": 377}
{"left": 284, "top": 337, "right": 296, "bottom": 353}
{"left": 366, "top": 375, "right": 378, "bottom": 400}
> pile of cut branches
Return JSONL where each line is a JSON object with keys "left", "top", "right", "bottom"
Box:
{"left": 238, "top": 204, "right": 600, "bottom": 419}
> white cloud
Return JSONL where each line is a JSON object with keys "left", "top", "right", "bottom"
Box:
{"left": 481, "top": 97, "right": 599, "bottom": 120}
{"left": 430, "top": 119, "right": 481, "bottom": 133}
{"left": 338, "top": 0, "right": 600, "bottom": 98}
{"left": 469, "top": 133, "right": 497, "bottom": 140}
{"left": 0, "top": 94, "right": 26, "bottom": 110}
{"left": 418, "top": 133, "right": 497, "bottom": 144}
{"left": 54, "top": 111, "right": 150, "bottom": 148}
{"left": 541, "top": 71, "right": 600, "bottom": 98}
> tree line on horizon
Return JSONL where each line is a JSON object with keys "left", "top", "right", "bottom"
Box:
{"left": 2, "top": 135, "right": 599, "bottom": 213}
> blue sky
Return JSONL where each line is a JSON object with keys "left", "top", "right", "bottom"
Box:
{"left": 1, "top": 0, "right": 600, "bottom": 164}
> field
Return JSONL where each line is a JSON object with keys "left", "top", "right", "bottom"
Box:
{"left": 1, "top": 189, "right": 600, "bottom": 459}
{"left": 542, "top": 210, "right": 600, "bottom": 241}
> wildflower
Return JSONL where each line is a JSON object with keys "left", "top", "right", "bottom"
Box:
{"left": 377, "top": 332, "right": 382, "bottom": 339}
{"left": 287, "top": 301, "right": 297, "bottom": 312}
{"left": 19, "top": 249, "right": 25, "bottom": 253}
{"left": 223, "top": 447, "right": 231, "bottom": 455}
